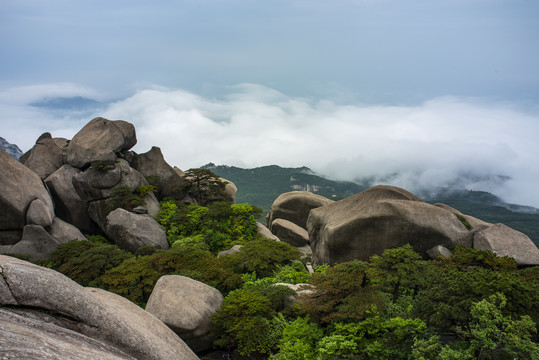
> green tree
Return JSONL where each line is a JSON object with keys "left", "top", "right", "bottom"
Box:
{"left": 180, "top": 168, "right": 229, "bottom": 205}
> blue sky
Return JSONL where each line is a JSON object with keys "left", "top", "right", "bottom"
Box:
{"left": 1, "top": 0, "right": 539, "bottom": 206}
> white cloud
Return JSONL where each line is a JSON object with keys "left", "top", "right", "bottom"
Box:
{"left": 1, "top": 82, "right": 538, "bottom": 207}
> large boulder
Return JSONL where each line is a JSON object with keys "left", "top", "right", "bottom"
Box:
{"left": 271, "top": 218, "right": 309, "bottom": 247}
{"left": 145, "top": 275, "right": 224, "bottom": 353}
{"left": 267, "top": 191, "right": 334, "bottom": 230}
{"left": 0, "top": 308, "right": 136, "bottom": 360}
{"left": 131, "top": 146, "right": 185, "bottom": 200}
{"left": 20, "top": 132, "right": 65, "bottom": 179}
{"left": 256, "top": 222, "right": 280, "bottom": 241}
{"left": 48, "top": 217, "right": 87, "bottom": 244}
{"left": 222, "top": 177, "right": 237, "bottom": 204}
{"left": 0, "top": 255, "right": 199, "bottom": 360}
{"left": 473, "top": 223, "right": 539, "bottom": 266}
{"left": 0, "top": 149, "right": 55, "bottom": 230}
{"left": 307, "top": 185, "right": 473, "bottom": 265}
{"left": 105, "top": 208, "right": 169, "bottom": 252}
{"left": 45, "top": 165, "right": 95, "bottom": 233}
{"left": 65, "top": 117, "right": 137, "bottom": 168}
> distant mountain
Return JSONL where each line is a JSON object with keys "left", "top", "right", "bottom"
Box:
{"left": 201, "top": 163, "right": 366, "bottom": 213}
{"left": 30, "top": 96, "right": 102, "bottom": 110}
{"left": 0, "top": 137, "right": 23, "bottom": 159}
{"left": 205, "top": 163, "right": 539, "bottom": 246}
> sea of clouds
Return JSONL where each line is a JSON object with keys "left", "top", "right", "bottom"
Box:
{"left": 1, "top": 83, "right": 538, "bottom": 207}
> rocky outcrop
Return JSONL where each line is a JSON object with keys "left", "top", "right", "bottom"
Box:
{"left": 146, "top": 275, "right": 224, "bottom": 353}
{"left": 223, "top": 178, "right": 237, "bottom": 204}
{"left": 105, "top": 208, "right": 169, "bottom": 253}
{"left": 20, "top": 132, "right": 65, "bottom": 179}
{"left": 256, "top": 222, "right": 280, "bottom": 241}
{"left": 131, "top": 146, "right": 185, "bottom": 200}
{"left": 271, "top": 218, "right": 309, "bottom": 247}
{"left": 307, "top": 185, "right": 473, "bottom": 265}
{"left": 0, "top": 149, "right": 55, "bottom": 231}
{"left": 7, "top": 225, "right": 61, "bottom": 260}
{"left": 0, "top": 255, "right": 199, "bottom": 360}
{"left": 48, "top": 217, "right": 87, "bottom": 244}
{"left": 267, "top": 191, "right": 334, "bottom": 230}
{"left": 65, "top": 117, "right": 136, "bottom": 168}
{"left": 473, "top": 223, "right": 539, "bottom": 266}
{"left": 45, "top": 164, "right": 95, "bottom": 233}
{"left": 217, "top": 244, "right": 243, "bottom": 257}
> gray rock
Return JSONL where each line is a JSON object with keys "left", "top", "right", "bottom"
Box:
{"left": 88, "top": 199, "right": 109, "bottom": 233}
{"left": 7, "top": 225, "right": 60, "bottom": 260}
{"left": 222, "top": 177, "right": 237, "bottom": 204}
{"left": 271, "top": 218, "right": 309, "bottom": 247}
{"left": 48, "top": 217, "right": 87, "bottom": 244}
{"left": 434, "top": 203, "right": 491, "bottom": 233}
{"left": 73, "top": 163, "right": 122, "bottom": 201}
{"left": 146, "top": 275, "right": 224, "bottom": 353}
{"left": 0, "top": 255, "right": 199, "bottom": 360}
{"left": 65, "top": 117, "right": 137, "bottom": 168}
{"left": 26, "top": 198, "right": 55, "bottom": 227}
{"left": 45, "top": 165, "right": 94, "bottom": 233}
{"left": 217, "top": 244, "right": 244, "bottom": 257}
{"left": 0, "top": 308, "right": 136, "bottom": 360}
{"left": 0, "top": 149, "right": 55, "bottom": 230}
{"left": 105, "top": 208, "right": 169, "bottom": 252}
{"left": 307, "top": 185, "right": 473, "bottom": 266}
{"left": 256, "top": 222, "right": 280, "bottom": 241}
{"left": 267, "top": 191, "right": 334, "bottom": 230}
{"left": 20, "top": 132, "right": 64, "bottom": 179}
{"left": 131, "top": 146, "right": 185, "bottom": 200}
{"left": 473, "top": 223, "right": 539, "bottom": 266}
{"left": 132, "top": 206, "right": 149, "bottom": 214}
{"left": 426, "top": 245, "right": 453, "bottom": 259}
{"left": 0, "top": 230, "right": 22, "bottom": 245}
{"left": 273, "top": 282, "right": 315, "bottom": 298}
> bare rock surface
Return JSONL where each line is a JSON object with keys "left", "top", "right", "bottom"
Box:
{"left": 21, "top": 132, "right": 65, "bottom": 179}
{"left": 0, "top": 308, "right": 136, "bottom": 360}
{"left": 217, "top": 244, "right": 244, "bottom": 257}
{"left": 7, "top": 225, "right": 60, "bottom": 260}
{"left": 0, "top": 255, "right": 199, "bottom": 360}
{"left": 307, "top": 185, "right": 473, "bottom": 265}
{"left": 48, "top": 217, "right": 87, "bottom": 244}
{"left": 26, "top": 198, "right": 55, "bottom": 227}
{"left": 267, "top": 191, "right": 334, "bottom": 230}
{"left": 131, "top": 146, "right": 185, "bottom": 200}
{"left": 146, "top": 275, "right": 224, "bottom": 353}
{"left": 271, "top": 218, "right": 309, "bottom": 247}
{"left": 256, "top": 222, "right": 280, "bottom": 241}
{"left": 473, "top": 223, "right": 539, "bottom": 266}
{"left": 0, "top": 149, "right": 55, "bottom": 230}
{"left": 105, "top": 208, "right": 169, "bottom": 252}
{"left": 65, "top": 117, "right": 136, "bottom": 168}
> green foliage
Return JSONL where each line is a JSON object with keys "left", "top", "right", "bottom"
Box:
{"left": 136, "top": 184, "right": 157, "bottom": 197}
{"left": 100, "top": 245, "right": 241, "bottom": 306}
{"left": 45, "top": 240, "right": 133, "bottom": 287}
{"left": 436, "top": 245, "right": 517, "bottom": 271}
{"left": 90, "top": 160, "right": 114, "bottom": 172}
{"left": 106, "top": 185, "right": 146, "bottom": 214}
{"left": 454, "top": 213, "right": 473, "bottom": 230}
{"left": 270, "top": 317, "right": 323, "bottom": 360}
{"left": 301, "top": 259, "right": 385, "bottom": 323}
{"left": 179, "top": 168, "right": 229, "bottom": 205}
{"left": 211, "top": 289, "right": 280, "bottom": 357}
{"left": 156, "top": 200, "right": 262, "bottom": 253}
{"left": 221, "top": 238, "right": 302, "bottom": 278}
{"left": 84, "top": 234, "right": 109, "bottom": 244}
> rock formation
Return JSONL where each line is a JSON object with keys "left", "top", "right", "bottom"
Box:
{"left": 0, "top": 255, "right": 199, "bottom": 360}
{"left": 146, "top": 275, "right": 224, "bottom": 353}
{"left": 266, "top": 191, "right": 334, "bottom": 230}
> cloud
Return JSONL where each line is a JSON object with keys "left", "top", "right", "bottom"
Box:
{"left": 1, "top": 82, "right": 538, "bottom": 207}
{"left": 100, "top": 84, "right": 539, "bottom": 207}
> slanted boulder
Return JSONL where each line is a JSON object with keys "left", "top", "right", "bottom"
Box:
{"left": 145, "top": 275, "right": 224, "bottom": 353}
{"left": 7, "top": 225, "right": 60, "bottom": 260}
{"left": 0, "top": 149, "right": 55, "bottom": 231}
{"left": 217, "top": 244, "right": 243, "bottom": 257}
{"left": 45, "top": 164, "right": 94, "bottom": 233}
{"left": 131, "top": 146, "right": 185, "bottom": 200}
{"left": 271, "top": 218, "right": 309, "bottom": 247}
{"left": 256, "top": 222, "right": 280, "bottom": 241}
{"left": 307, "top": 185, "right": 473, "bottom": 265}
{"left": 222, "top": 178, "right": 237, "bottom": 204}
{"left": 26, "top": 198, "right": 55, "bottom": 227}
{"left": 473, "top": 223, "right": 539, "bottom": 266}
{"left": 65, "top": 117, "right": 136, "bottom": 168}
{"left": 105, "top": 208, "right": 168, "bottom": 252}
{"left": 267, "top": 191, "right": 334, "bottom": 231}
{"left": 20, "top": 132, "right": 64, "bottom": 179}
{"left": 48, "top": 217, "right": 87, "bottom": 244}
{"left": 0, "top": 255, "right": 199, "bottom": 360}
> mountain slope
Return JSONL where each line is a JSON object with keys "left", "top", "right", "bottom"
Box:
{"left": 0, "top": 137, "right": 23, "bottom": 159}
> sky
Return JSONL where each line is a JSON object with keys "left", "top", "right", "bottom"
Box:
{"left": 1, "top": 0, "right": 539, "bottom": 206}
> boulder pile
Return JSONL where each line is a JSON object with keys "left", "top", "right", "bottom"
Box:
{"left": 266, "top": 186, "right": 539, "bottom": 266}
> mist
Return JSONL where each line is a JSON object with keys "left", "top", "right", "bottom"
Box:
{"left": 2, "top": 83, "right": 538, "bottom": 208}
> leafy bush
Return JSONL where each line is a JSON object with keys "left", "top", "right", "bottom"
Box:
{"left": 106, "top": 185, "right": 146, "bottom": 214}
